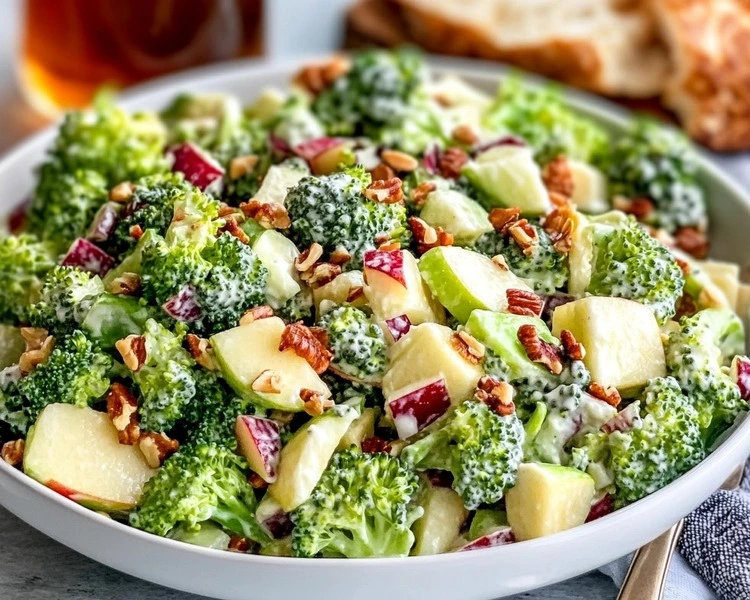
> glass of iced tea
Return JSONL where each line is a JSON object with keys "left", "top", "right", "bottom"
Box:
{"left": 19, "top": 0, "right": 264, "bottom": 114}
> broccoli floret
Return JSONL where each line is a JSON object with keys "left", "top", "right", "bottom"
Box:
{"left": 271, "top": 95, "right": 326, "bottom": 148}
{"left": 285, "top": 168, "right": 410, "bottom": 269}
{"left": 130, "top": 443, "right": 268, "bottom": 544}
{"left": 318, "top": 306, "right": 387, "bottom": 384}
{"left": 27, "top": 164, "right": 108, "bottom": 252}
{"left": 586, "top": 215, "right": 684, "bottom": 324}
{"left": 128, "top": 320, "right": 197, "bottom": 433}
{"left": 402, "top": 400, "right": 525, "bottom": 509}
{"left": 312, "top": 49, "right": 425, "bottom": 138}
{"left": 665, "top": 308, "right": 746, "bottom": 442}
{"left": 6, "top": 330, "right": 111, "bottom": 432}
{"left": 0, "top": 366, "right": 27, "bottom": 435}
{"left": 483, "top": 76, "right": 608, "bottom": 164}
{"left": 274, "top": 288, "right": 314, "bottom": 323}
{"left": 322, "top": 372, "right": 383, "bottom": 407}
{"left": 603, "top": 121, "right": 706, "bottom": 233}
{"left": 0, "top": 234, "right": 56, "bottom": 325}
{"left": 160, "top": 93, "right": 243, "bottom": 149}
{"left": 473, "top": 222, "right": 569, "bottom": 294}
{"left": 290, "top": 448, "right": 422, "bottom": 557}
{"left": 28, "top": 266, "right": 104, "bottom": 335}
{"left": 609, "top": 377, "right": 705, "bottom": 505}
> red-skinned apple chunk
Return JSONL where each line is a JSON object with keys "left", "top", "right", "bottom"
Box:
{"left": 456, "top": 527, "right": 515, "bottom": 552}
{"left": 169, "top": 142, "right": 225, "bottom": 191}
{"left": 388, "top": 377, "right": 451, "bottom": 439}
{"left": 236, "top": 415, "right": 281, "bottom": 483}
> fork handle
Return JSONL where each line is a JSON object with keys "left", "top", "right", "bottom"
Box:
{"left": 616, "top": 520, "right": 684, "bottom": 600}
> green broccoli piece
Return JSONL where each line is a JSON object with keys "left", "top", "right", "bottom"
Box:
{"left": 0, "top": 234, "right": 56, "bottom": 325}
{"left": 609, "top": 377, "right": 705, "bottom": 505}
{"left": 274, "top": 288, "right": 314, "bottom": 323}
{"left": 665, "top": 308, "right": 746, "bottom": 442}
{"left": 290, "top": 448, "right": 422, "bottom": 557}
{"left": 602, "top": 120, "right": 706, "bottom": 233}
{"left": 402, "top": 400, "right": 525, "bottom": 509}
{"left": 0, "top": 366, "right": 27, "bottom": 435}
{"left": 312, "top": 49, "right": 425, "bottom": 138}
{"left": 483, "top": 76, "right": 608, "bottom": 164}
{"left": 130, "top": 443, "right": 268, "bottom": 544}
{"left": 285, "top": 168, "right": 410, "bottom": 269}
{"left": 322, "top": 372, "right": 383, "bottom": 407}
{"left": 318, "top": 306, "right": 387, "bottom": 384}
{"left": 27, "top": 164, "right": 108, "bottom": 252}
{"left": 473, "top": 221, "right": 569, "bottom": 294}
{"left": 160, "top": 92, "right": 242, "bottom": 149}
{"left": 28, "top": 266, "right": 104, "bottom": 335}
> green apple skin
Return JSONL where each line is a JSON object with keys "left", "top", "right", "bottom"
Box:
{"left": 419, "top": 189, "right": 493, "bottom": 246}
{"left": 412, "top": 481, "right": 467, "bottom": 556}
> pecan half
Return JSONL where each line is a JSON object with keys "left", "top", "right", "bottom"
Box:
{"left": 542, "top": 156, "right": 574, "bottom": 198}
{"left": 451, "top": 124, "right": 479, "bottom": 146}
{"left": 474, "top": 376, "right": 515, "bottom": 416}
{"left": 408, "top": 216, "right": 454, "bottom": 255}
{"left": 674, "top": 226, "right": 709, "bottom": 259}
{"left": 185, "top": 334, "right": 217, "bottom": 371}
{"left": 346, "top": 286, "right": 364, "bottom": 303}
{"left": 560, "top": 330, "right": 586, "bottom": 361}
{"left": 139, "top": 432, "right": 179, "bottom": 469}
{"left": 19, "top": 328, "right": 55, "bottom": 374}
{"left": 1, "top": 439, "right": 24, "bottom": 467}
{"left": 229, "top": 155, "right": 259, "bottom": 180}
{"left": 613, "top": 195, "right": 654, "bottom": 222}
{"left": 308, "top": 326, "right": 330, "bottom": 348}
{"left": 361, "top": 436, "right": 392, "bottom": 454}
{"left": 364, "top": 178, "right": 404, "bottom": 204}
{"left": 116, "top": 335, "right": 147, "bottom": 372}
{"left": 517, "top": 324, "right": 563, "bottom": 375}
{"left": 508, "top": 219, "right": 539, "bottom": 256}
{"left": 294, "top": 243, "right": 324, "bottom": 273}
{"left": 107, "top": 272, "right": 141, "bottom": 295}
{"left": 239, "top": 305, "right": 274, "bottom": 326}
{"left": 451, "top": 331, "right": 485, "bottom": 364}
{"left": 300, "top": 389, "right": 334, "bottom": 416}
{"left": 543, "top": 205, "right": 576, "bottom": 254}
{"left": 329, "top": 246, "right": 351, "bottom": 266}
{"left": 588, "top": 382, "right": 621, "bottom": 407}
{"left": 369, "top": 162, "right": 396, "bottom": 182}
{"left": 219, "top": 218, "right": 250, "bottom": 245}
{"left": 506, "top": 288, "right": 543, "bottom": 317}
{"left": 410, "top": 181, "right": 437, "bottom": 208}
{"left": 239, "top": 199, "right": 291, "bottom": 230}
{"left": 252, "top": 370, "right": 282, "bottom": 394}
{"left": 303, "top": 262, "right": 342, "bottom": 288}
{"left": 247, "top": 473, "right": 268, "bottom": 490}
{"left": 488, "top": 207, "right": 521, "bottom": 233}
{"left": 293, "top": 55, "right": 350, "bottom": 95}
{"left": 438, "top": 147, "right": 469, "bottom": 179}
{"left": 279, "top": 322, "right": 333, "bottom": 374}
{"left": 109, "top": 182, "right": 134, "bottom": 203}
{"left": 106, "top": 383, "right": 140, "bottom": 445}
{"left": 380, "top": 150, "right": 419, "bottom": 173}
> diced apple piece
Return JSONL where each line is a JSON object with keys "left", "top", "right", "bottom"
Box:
{"left": 698, "top": 259, "right": 740, "bottom": 311}
{"left": 294, "top": 137, "right": 342, "bottom": 162}
{"left": 569, "top": 160, "right": 608, "bottom": 214}
{"left": 730, "top": 356, "right": 750, "bottom": 401}
{"left": 412, "top": 482, "right": 468, "bottom": 556}
{"left": 236, "top": 416, "right": 281, "bottom": 483}
{"left": 163, "top": 284, "right": 203, "bottom": 323}
{"left": 551, "top": 297, "right": 666, "bottom": 395}
{"left": 385, "top": 314, "right": 412, "bottom": 343}
{"left": 0, "top": 325, "right": 24, "bottom": 369}
{"left": 268, "top": 405, "right": 358, "bottom": 511}
{"left": 211, "top": 317, "right": 330, "bottom": 412}
{"left": 505, "top": 463, "right": 595, "bottom": 541}
{"left": 86, "top": 202, "right": 120, "bottom": 243}
{"left": 23, "top": 404, "right": 156, "bottom": 512}
{"left": 256, "top": 494, "right": 293, "bottom": 539}
{"left": 456, "top": 527, "right": 515, "bottom": 552}
{"left": 253, "top": 163, "right": 308, "bottom": 206}
{"left": 383, "top": 323, "right": 484, "bottom": 412}
{"left": 387, "top": 378, "right": 452, "bottom": 439}
{"left": 309, "top": 143, "right": 354, "bottom": 175}
{"left": 586, "top": 493, "right": 615, "bottom": 523}
{"left": 253, "top": 231, "right": 302, "bottom": 308}
{"left": 246, "top": 87, "right": 287, "bottom": 123}
{"left": 365, "top": 250, "right": 445, "bottom": 325}
{"left": 419, "top": 246, "right": 533, "bottom": 323}
{"left": 169, "top": 142, "right": 224, "bottom": 191}
{"left": 419, "top": 190, "right": 493, "bottom": 246}
{"left": 313, "top": 271, "right": 367, "bottom": 317}
{"left": 337, "top": 407, "right": 377, "bottom": 451}
{"left": 62, "top": 238, "right": 115, "bottom": 276}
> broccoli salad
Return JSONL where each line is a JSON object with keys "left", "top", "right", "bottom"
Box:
{"left": 1, "top": 49, "right": 748, "bottom": 558}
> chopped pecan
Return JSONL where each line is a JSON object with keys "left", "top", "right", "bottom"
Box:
{"left": 508, "top": 219, "right": 539, "bottom": 256}
{"left": 588, "top": 382, "right": 621, "bottom": 407}
{"left": 364, "top": 178, "right": 404, "bottom": 204}
{"left": 185, "top": 334, "right": 217, "bottom": 371}
{"left": 303, "top": 262, "right": 342, "bottom": 288}
{"left": 548, "top": 191, "right": 570, "bottom": 208}
{"left": 613, "top": 195, "right": 655, "bottom": 222}
{"left": 228, "top": 535, "right": 252, "bottom": 552}
{"left": 239, "top": 305, "right": 274, "bottom": 326}
{"left": 18, "top": 329, "right": 55, "bottom": 375}
{"left": 675, "top": 292, "right": 698, "bottom": 320}
{"left": 109, "top": 182, "right": 134, "bottom": 203}
{"left": 128, "top": 224, "right": 144, "bottom": 240}
{"left": 517, "top": 324, "right": 563, "bottom": 375}
{"left": 293, "top": 55, "right": 350, "bottom": 95}
{"left": 361, "top": 436, "right": 392, "bottom": 454}
{"left": 294, "top": 243, "right": 324, "bottom": 272}
{"left": 408, "top": 216, "right": 454, "bottom": 255}
{"left": 329, "top": 245, "right": 351, "bottom": 265}
{"left": 20, "top": 327, "right": 49, "bottom": 351}
{"left": 247, "top": 472, "right": 268, "bottom": 490}
{"left": 438, "top": 147, "right": 469, "bottom": 179}
{"left": 219, "top": 218, "right": 250, "bottom": 245}
{"left": 410, "top": 181, "right": 437, "bottom": 207}
{"left": 506, "top": 288, "right": 543, "bottom": 317}
{"left": 674, "top": 257, "right": 691, "bottom": 276}
{"left": 560, "top": 330, "right": 586, "bottom": 361}
{"left": 492, "top": 254, "right": 510, "bottom": 271}
{"left": 139, "top": 432, "right": 179, "bottom": 469}
{"left": 300, "top": 389, "right": 334, "bottom": 416}
{"left": 452, "top": 124, "right": 479, "bottom": 146}
{"left": 369, "top": 162, "right": 396, "bottom": 181}
{"left": 1, "top": 439, "right": 24, "bottom": 467}
{"left": 488, "top": 207, "right": 521, "bottom": 233}
{"left": 115, "top": 335, "right": 147, "bottom": 372}
{"left": 229, "top": 155, "right": 259, "bottom": 180}
{"left": 674, "top": 226, "right": 709, "bottom": 259}
{"left": 543, "top": 204, "right": 577, "bottom": 253}
{"left": 380, "top": 150, "right": 419, "bottom": 173}
{"left": 218, "top": 203, "right": 240, "bottom": 219}
{"left": 451, "top": 331, "right": 485, "bottom": 364}
{"left": 308, "top": 326, "right": 330, "bottom": 348}
{"left": 542, "top": 156, "right": 574, "bottom": 198}
{"left": 239, "top": 199, "right": 291, "bottom": 230}
{"left": 474, "top": 376, "right": 515, "bottom": 416}
{"left": 279, "top": 322, "right": 333, "bottom": 374}
{"left": 107, "top": 272, "right": 141, "bottom": 295}
{"left": 106, "top": 383, "right": 140, "bottom": 445}
{"left": 252, "top": 370, "right": 282, "bottom": 394}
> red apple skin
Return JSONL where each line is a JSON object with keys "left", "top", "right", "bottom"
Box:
{"left": 731, "top": 356, "right": 750, "bottom": 401}
{"left": 162, "top": 284, "right": 203, "bottom": 323}
{"left": 258, "top": 507, "right": 294, "bottom": 539}
{"left": 586, "top": 494, "right": 615, "bottom": 523}
{"left": 62, "top": 238, "right": 115, "bottom": 276}
{"left": 600, "top": 402, "right": 640, "bottom": 435}
{"left": 46, "top": 480, "right": 132, "bottom": 512}
{"left": 457, "top": 527, "right": 515, "bottom": 552}
{"left": 236, "top": 416, "right": 281, "bottom": 483}
{"left": 385, "top": 314, "right": 412, "bottom": 343}
{"left": 86, "top": 203, "right": 119, "bottom": 243}
{"left": 169, "top": 142, "right": 224, "bottom": 191}
{"left": 388, "top": 378, "right": 451, "bottom": 439}
{"left": 293, "top": 137, "right": 341, "bottom": 162}
{"left": 364, "top": 250, "right": 406, "bottom": 287}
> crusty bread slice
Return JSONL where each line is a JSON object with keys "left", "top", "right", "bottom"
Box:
{"left": 390, "top": 0, "right": 669, "bottom": 97}
{"left": 650, "top": 0, "right": 750, "bottom": 151}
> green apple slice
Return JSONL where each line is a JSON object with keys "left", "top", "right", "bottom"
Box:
{"left": 169, "top": 522, "right": 231, "bottom": 550}
{"left": 211, "top": 316, "right": 330, "bottom": 411}
{"left": 336, "top": 407, "right": 377, "bottom": 451}
{"left": 253, "top": 230, "right": 302, "bottom": 308}
{"left": 23, "top": 404, "right": 156, "bottom": 512}
{"left": 254, "top": 163, "right": 308, "bottom": 206}
{"left": 505, "top": 462, "right": 595, "bottom": 541}
{"left": 419, "top": 246, "right": 533, "bottom": 323}
{"left": 412, "top": 481, "right": 467, "bottom": 556}
{"left": 569, "top": 160, "right": 608, "bottom": 214}
{"left": 268, "top": 405, "right": 358, "bottom": 512}
{"left": 419, "top": 189, "right": 493, "bottom": 246}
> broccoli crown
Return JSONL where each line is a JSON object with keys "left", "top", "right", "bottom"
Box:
{"left": 130, "top": 320, "right": 197, "bottom": 433}
{"left": 603, "top": 121, "right": 706, "bottom": 233}
{"left": 312, "top": 49, "right": 425, "bottom": 137}
{"left": 274, "top": 288, "right": 314, "bottom": 323}
{"left": 665, "top": 309, "right": 746, "bottom": 440}
{"left": 285, "top": 168, "right": 410, "bottom": 269}
{"left": 28, "top": 266, "right": 104, "bottom": 335}
{"left": 483, "top": 76, "right": 608, "bottom": 164}
{"left": 318, "top": 306, "right": 387, "bottom": 384}
{"left": 291, "top": 448, "right": 422, "bottom": 558}
{"left": 27, "top": 164, "right": 108, "bottom": 252}
{"left": 473, "top": 223, "right": 569, "bottom": 294}
{"left": 0, "top": 234, "right": 56, "bottom": 325}
{"left": 0, "top": 366, "right": 28, "bottom": 435}
{"left": 402, "top": 400, "right": 525, "bottom": 509}
{"left": 130, "top": 443, "right": 268, "bottom": 544}
{"left": 609, "top": 377, "right": 705, "bottom": 505}
{"left": 588, "top": 216, "right": 684, "bottom": 324}
{"left": 8, "top": 330, "right": 111, "bottom": 431}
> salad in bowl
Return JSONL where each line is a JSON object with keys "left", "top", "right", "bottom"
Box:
{"left": 0, "top": 49, "right": 747, "bottom": 560}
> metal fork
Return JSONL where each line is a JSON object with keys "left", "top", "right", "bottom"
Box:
{"left": 616, "top": 464, "right": 746, "bottom": 600}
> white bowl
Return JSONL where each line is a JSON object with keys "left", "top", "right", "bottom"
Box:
{"left": 0, "top": 57, "right": 749, "bottom": 600}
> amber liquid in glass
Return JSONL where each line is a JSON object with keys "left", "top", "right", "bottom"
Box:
{"left": 20, "top": 0, "right": 263, "bottom": 113}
